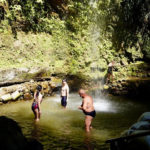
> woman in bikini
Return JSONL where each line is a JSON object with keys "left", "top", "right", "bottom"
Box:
{"left": 31, "top": 85, "right": 43, "bottom": 121}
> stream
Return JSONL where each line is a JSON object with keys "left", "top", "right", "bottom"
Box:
{"left": 0, "top": 91, "right": 150, "bottom": 150}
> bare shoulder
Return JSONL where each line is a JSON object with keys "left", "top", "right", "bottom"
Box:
{"left": 39, "top": 93, "right": 43, "bottom": 99}
{"left": 67, "top": 85, "right": 69, "bottom": 90}
{"left": 64, "top": 85, "right": 69, "bottom": 89}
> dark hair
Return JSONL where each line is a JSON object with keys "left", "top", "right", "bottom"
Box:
{"left": 62, "top": 79, "right": 67, "bottom": 82}
{"left": 36, "top": 85, "right": 42, "bottom": 98}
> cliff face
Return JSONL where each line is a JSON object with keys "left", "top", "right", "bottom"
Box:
{"left": 0, "top": 0, "right": 150, "bottom": 97}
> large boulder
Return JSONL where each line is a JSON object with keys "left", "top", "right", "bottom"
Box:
{"left": 0, "top": 116, "right": 43, "bottom": 150}
{"left": 138, "top": 112, "right": 150, "bottom": 122}
{"left": 108, "top": 112, "right": 150, "bottom": 150}
{"left": 0, "top": 67, "right": 51, "bottom": 85}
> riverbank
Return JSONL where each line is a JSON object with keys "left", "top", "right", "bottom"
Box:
{"left": 1, "top": 61, "right": 150, "bottom": 104}
{"left": 0, "top": 0, "right": 150, "bottom": 102}
{"left": 0, "top": 80, "right": 54, "bottom": 103}
{"left": 102, "top": 62, "right": 150, "bottom": 98}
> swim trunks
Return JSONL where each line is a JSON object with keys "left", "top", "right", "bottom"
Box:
{"left": 32, "top": 102, "right": 39, "bottom": 111}
{"left": 61, "top": 96, "right": 67, "bottom": 107}
{"left": 83, "top": 110, "right": 96, "bottom": 118}
{"left": 108, "top": 67, "right": 113, "bottom": 74}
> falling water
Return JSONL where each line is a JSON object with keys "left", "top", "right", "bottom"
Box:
{"left": 87, "top": 0, "right": 107, "bottom": 109}
{"left": 51, "top": 93, "right": 118, "bottom": 113}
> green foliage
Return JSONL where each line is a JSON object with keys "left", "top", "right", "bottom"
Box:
{"left": 111, "top": 0, "right": 150, "bottom": 57}
{"left": 66, "top": 0, "right": 92, "bottom": 33}
{"left": 0, "top": 0, "right": 68, "bottom": 33}
{"left": 0, "top": 0, "right": 149, "bottom": 81}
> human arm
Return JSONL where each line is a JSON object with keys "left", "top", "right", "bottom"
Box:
{"left": 34, "top": 91, "right": 37, "bottom": 100}
{"left": 66, "top": 86, "right": 69, "bottom": 101}
{"left": 78, "top": 105, "right": 83, "bottom": 110}
{"left": 78, "top": 101, "right": 83, "bottom": 110}
{"left": 38, "top": 95, "right": 42, "bottom": 113}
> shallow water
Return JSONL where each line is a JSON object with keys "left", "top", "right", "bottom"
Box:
{"left": 0, "top": 92, "right": 150, "bottom": 150}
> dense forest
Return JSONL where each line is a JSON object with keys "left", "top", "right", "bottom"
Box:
{"left": 0, "top": 0, "right": 150, "bottom": 81}
{"left": 1, "top": 2, "right": 150, "bottom": 150}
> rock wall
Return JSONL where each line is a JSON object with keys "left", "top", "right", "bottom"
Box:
{"left": 0, "top": 67, "right": 51, "bottom": 84}
{"left": 0, "top": 79, "right": 56, "bottom": 104}
{"left": 102, "top": 62, "right": 150, "bottom": 98}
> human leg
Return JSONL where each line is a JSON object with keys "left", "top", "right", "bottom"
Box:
{"left": 32, "top": 105, "right": 36, "bottom": 119}
{"left": 85, "top": 115, "right": 93, "bottom": 132}
{"left": 106, "top": 73, "right": 110, "bottom": 84}
{"left": 61, "top": 96, "right": 67, "bottom": 108}
{"left": 111, "top": 73, "right": 113, "bottom": 83}
{"left": 34, "top": 109, "right": 39, "bottom": 121}
{"left": 38, "top": 111, "right": 41, "bottom": 119}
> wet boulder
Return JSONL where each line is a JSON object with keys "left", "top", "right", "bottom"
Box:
{"left": 122, "top": 113, "right": 150, "bottom": 150}
{"left": 130, "top": 121, "right": 150, "bottom": 131}
{"left": 23, "top": 92, "right": 33, "bottom": 100}
{"left": 1, "top": 94, "right": 12, "bottom": 101}
{"left": 11, "top": 91, "right": 22, "bottom": 100}
{"left": 0, "top": 116, "right": 43, "bottom": 150}
{"left": 107, "top": 112, "right": 150, "bottom": 150}
{"left": 125, "top": 132, "right": 150, "bottom": 150}
{"left": 103, "top": 84, "right": 109, "bottom": 90}
{"left": 1, "top": 91, "right": 23, "bottom": 101}
{"left": 138, "top": 112, "right": 150, "bottom": 122}
{"left": 0, "top": 116, "right": 28, "bottom": 150}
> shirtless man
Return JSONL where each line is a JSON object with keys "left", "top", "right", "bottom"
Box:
{"left": 78, "top": 89, "right": 96, "bottom": 132}
{"left": 106, "top": 61, "right": 115, "bottom": 84}
{"left": 61, "top": 79, "right": 69, "bottom": 108}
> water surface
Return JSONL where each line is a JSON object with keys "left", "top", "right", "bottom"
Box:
{"left": 0, "top": 92, "right": 149, "bottom": 150}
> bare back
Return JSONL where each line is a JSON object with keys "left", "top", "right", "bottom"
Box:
{"left": 34, "top": 91, "right": 42, "bottom": 104}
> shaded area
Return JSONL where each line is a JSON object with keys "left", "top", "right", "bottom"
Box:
{"left": 111, "top": 0, "right": 150, "bottom": 61}
{"left": 106, "top": 112, "right": 150, "bottom": 150}
{"left": 0, "top": 116, "right": 43, "bottom": 150}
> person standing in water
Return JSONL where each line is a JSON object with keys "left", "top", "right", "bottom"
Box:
{"left": 78, "top": 89, "right": 96, "bottom": 132}
{"left": 106, "top": 61, "right": 115, "bottom": 84}
{"left": 61, "top": 79, "right": 69, "bottom": 108}
{"left": 32, "top": 85, "right": 43, "bottom": 121}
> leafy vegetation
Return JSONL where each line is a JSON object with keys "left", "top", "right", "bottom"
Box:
{"left": 111, "top": 0, "right": 150, "bottom": 61}
{"left": 0, "top": 0, "right": 150, "bottom": 81}
{"left": 0, "top": 0, "right": 94, "bottom": 79}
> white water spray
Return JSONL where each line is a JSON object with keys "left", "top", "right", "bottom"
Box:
{"left": 49, "top": 93, "right": 118, "bottom": 113}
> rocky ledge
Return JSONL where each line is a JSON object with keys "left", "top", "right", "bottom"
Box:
{"left": 0, "top": 78, "right": 57, "bottom": 104}
{"left": 103, "top": 77, "right": 150, "bottom": 98}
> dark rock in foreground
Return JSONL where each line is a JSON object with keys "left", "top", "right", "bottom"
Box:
{"left": 106, "top": 112, "right": 150, "bottom": 150}
{"left": 0, "top": 116, "right": 43, "bottom": 150}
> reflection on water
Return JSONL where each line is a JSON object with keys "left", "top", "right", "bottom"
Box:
{"left": 0, "top": 93, "right": 150, "bottom": 150}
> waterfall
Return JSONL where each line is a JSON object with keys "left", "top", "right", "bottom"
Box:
{"left": 88, "top": 0, "right": 106, "bottom": 98}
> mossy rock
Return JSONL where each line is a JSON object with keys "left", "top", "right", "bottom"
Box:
{"left": 103, "top": 84, "right": 109, "bottom": 90}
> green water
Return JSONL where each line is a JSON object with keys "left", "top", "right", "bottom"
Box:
{"left": 0, "top": 93, "right": 150, "bottom": 150}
